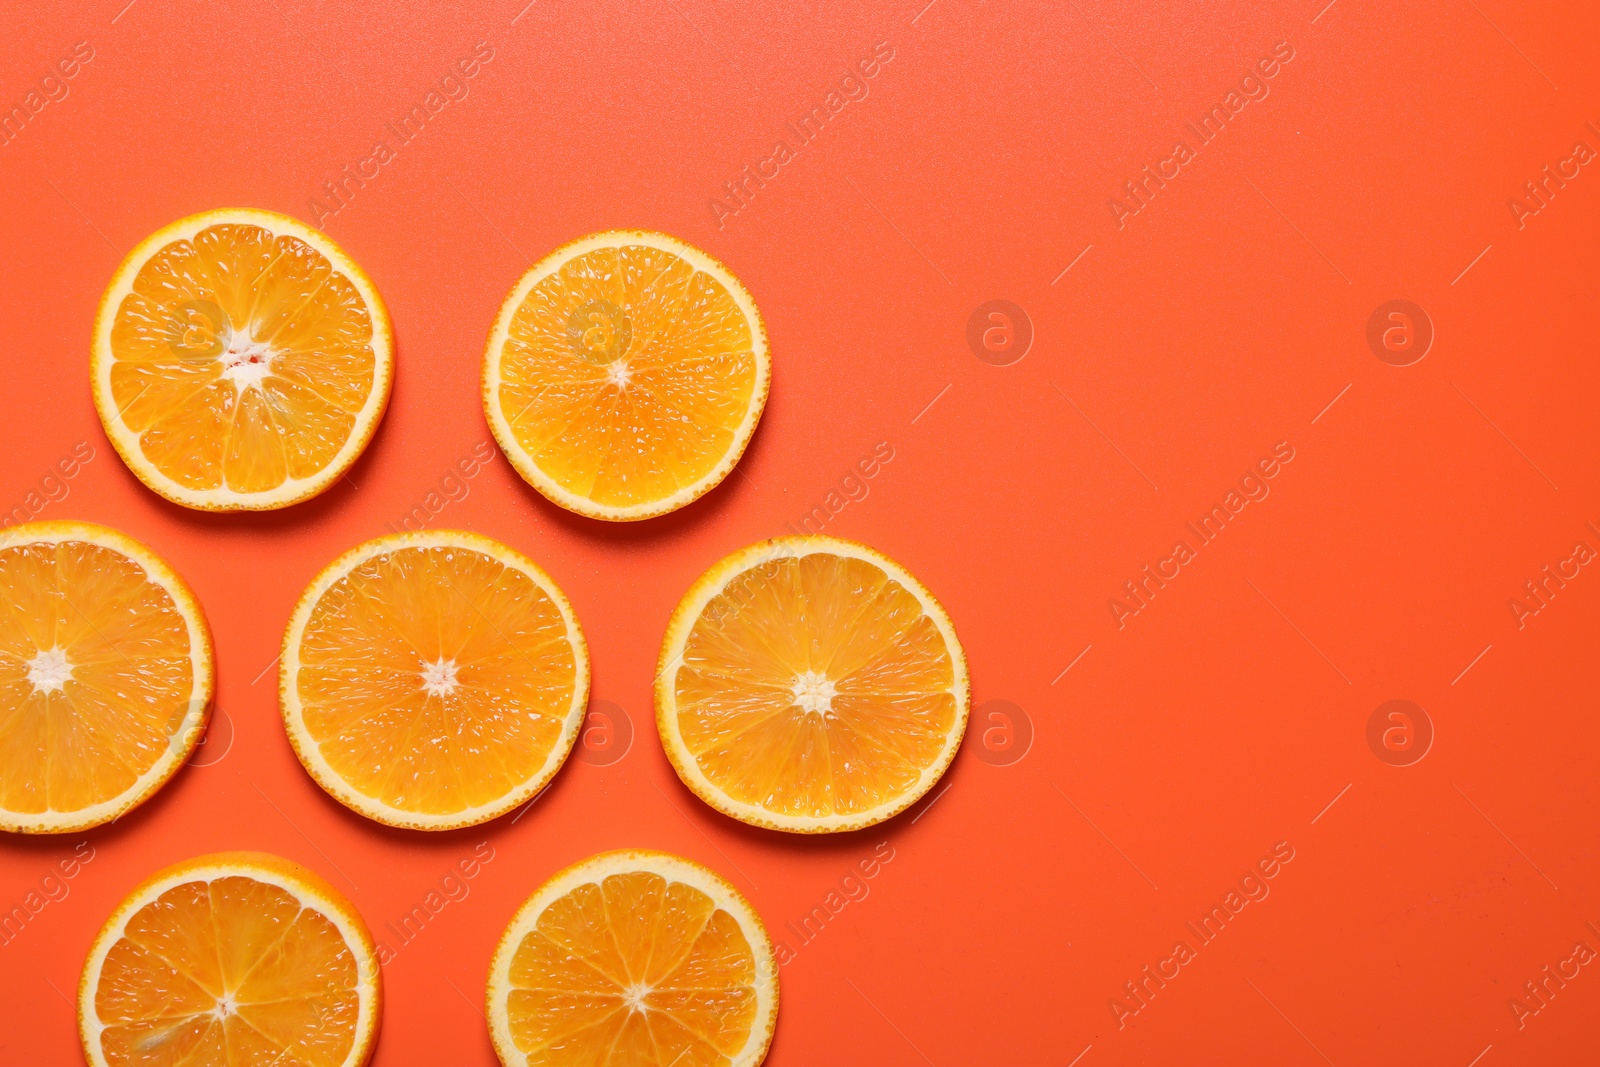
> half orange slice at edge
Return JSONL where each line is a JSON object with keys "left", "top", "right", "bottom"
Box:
{"left": 486, "top": 849, "right": 778, "bottom": 1067}
{"left": 0, "top": 520, "right": 213, "bottom": 833}
{"left": 79, "top": 851, "right": 381, "bottom": 1067}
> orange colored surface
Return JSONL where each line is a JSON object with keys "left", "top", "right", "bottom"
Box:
{"left": 2, "top": 2, "right": 1598, "bottom": 1065}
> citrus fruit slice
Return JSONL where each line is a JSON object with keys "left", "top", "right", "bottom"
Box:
{"left": 0, "top": 521, "right": 213, "bottom": 834}
{"left": 92, "top": 208, "right": 393, "bottom": 511}
{"left": 482, "top": 230, "right": 770, "bottom": 521}
{"left": 657, "top": 536, "right": 968, "bottom": 833}
{"left": 280, "top": 530, "right": 588, "bottom": 830}
{"left": 79, "top": 851, "right": 381, "bottom": 1067}
{"left": 487, "top": 849, "right": 777, "bottom": 1067}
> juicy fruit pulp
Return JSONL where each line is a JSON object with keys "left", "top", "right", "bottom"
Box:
{"left": 0, "top": 534, "right": 201, "bottom": 828}
{"left": 490, "top": 236, "right": 764, "bottom": 516}
{"left": 286, "top": 538, "right": 583, "bottom": 826}
{"left": 665, "top": 544, "right": 964, "bottom": 829}
{"left": 84, "top": 859, "right": 373, "bottom": 1067}
{"left": 497, "top": 859, "right": 771, "bottom": 1067}
{"left": 106, "top": 220, "right": 378, "bottom": 498}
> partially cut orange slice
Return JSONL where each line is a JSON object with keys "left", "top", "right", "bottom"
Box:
{"left": 92, "top": 208, "right": 393, "bottom": 510}
{"left": 0, "top": 521, "right": 213, "bottom": 834}
{"left": 657, "top": 537, "right": 968, "bottom": 832}
{"left": 79, "top": 851, "right": 381, "bottom": 1067}
{"left": 487, "top": 849, "right": 777, "bottom": 1067}
{"left": 482, "top": 230, "right": 769, "bottom": 521}
{"left": 280, "top": 530, "right": 589, "bottom": 830}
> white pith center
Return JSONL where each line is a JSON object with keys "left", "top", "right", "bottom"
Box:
{"left": 420, "top": 657, "right": 460, "bottom": 697}
{"left": 623, "top": 983, "right": 652, "bottom": 1013}
{"left": 26, "top": 647, "right": 72, "bottom": 694}
{"left": 213, "top": 994, "right": 238, "bottom": 1019}
{"left": 219, "top": 328, "right": 275, "bottom": 391}
{"left": 606, "top": 360, "right": 631, "bottom": 388}
{"left": 792, "top": 670, "right": 837, "bottom": 716}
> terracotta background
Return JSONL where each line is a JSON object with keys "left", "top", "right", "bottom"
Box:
{"left": 2, "top": 0, "right": 1598, "bottom": 1063}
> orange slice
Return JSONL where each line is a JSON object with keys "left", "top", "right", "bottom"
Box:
{"left": 92, "top": 208, "right": 393, "bottom": 510}
{"left": 79, "top": 851, "right": 380, "bottom": 1067}
{"left": 657, "top": 536, "right": 968, "bottom": 833}
{"left": 280, "top": 530, "right": 589, "bottom": 830}
{"left": 486, "top": 849, "right": 777, "bottom": 1067}
{"left": 482, "top": 230, "right": 769, "bottom": 521}
{"left": 0, "top": 521, "right": 213, "bottom": 834}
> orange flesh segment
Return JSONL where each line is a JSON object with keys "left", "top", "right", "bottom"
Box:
{"left": 675, "top": 554, "right": 956, "bottom": 819}
{"left": 0, "top": 541, "right": 192, "bottom": 815}
{"left": 295, "top": 546, "right": 576, "bottom": 816}
{"left": 108, "top": 224, "right": 375, "bottom": 493}
{"left": 506, "top": 871, "right": 758, "bottom": 1066}
{"left": 94, "top": 875, "right": 359, "bottom": 1067}
{"left": 498, "top": 244, "right": 757, "bottom": 508}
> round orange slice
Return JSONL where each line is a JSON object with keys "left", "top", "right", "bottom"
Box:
{"left": 92, "top": 208, "right": 393, "bottom": 510}
{"left": 79, "top": 851, "right": 381, "bottom": 1067}
{"left": 486, "top": 849, "right": 777, "bottom": 1067}
{"left": 482, "top": 230, "right": 770, "bottom": 521}
{"left": 280, "top": 530, "right": 589, "bottom": 830}
{"left": 657, "top": 536, "right": 969, "bottom": 833}
{"left": 0, "top": 521, "right": 213, "bottom": 834}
